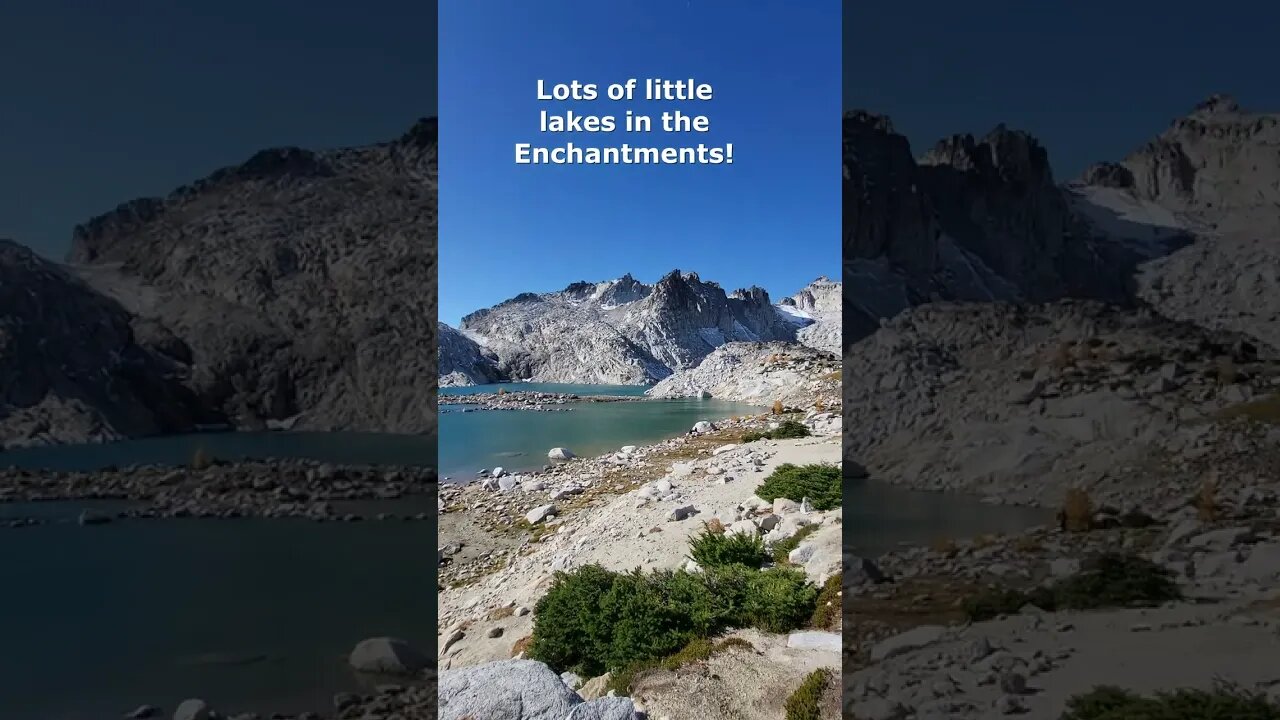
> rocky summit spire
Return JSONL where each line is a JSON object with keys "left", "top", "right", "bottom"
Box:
{"left": 1190, "top": 93, "right": 1241, "bottom": 118}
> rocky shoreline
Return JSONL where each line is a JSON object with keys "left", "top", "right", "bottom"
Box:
{"left": 0, "top": 458, "right": 437, "bottom": 528}
{"left": 118, "top": 637, "right": 439, "bottom": 720}
{"left": 439, "top": 390, "right": 641, "bottom": 412}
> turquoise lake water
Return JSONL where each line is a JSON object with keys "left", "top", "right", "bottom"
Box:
{"left": 438, "top": 383, "right": 762, "bottom": 479}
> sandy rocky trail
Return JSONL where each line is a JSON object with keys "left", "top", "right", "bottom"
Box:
{"left": 437, "top": 411, "right": 843, "bottom": 720}
{"left": 833, "top": 297, "right": 1280, "bottom": 719}
{"left": 844, "top": 507, "right": 1280, "bottom": 719}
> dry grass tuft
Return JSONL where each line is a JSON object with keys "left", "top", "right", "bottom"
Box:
{"left": 1062, "top": 487, "right": 1093, "bottom": 532}
{"left": 510, "top": 635, "right": 533, "bottom": 657}
{"left": 1196, "top": 474, "right": 1220, "bottom": 522}
{"left": 190, "top": 445, "right": 213, "bottom": 470}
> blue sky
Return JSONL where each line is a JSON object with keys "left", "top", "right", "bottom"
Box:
{"left": 0, "top": 1, "right": 437, "bottom": 259}
{"left": 439, "top": 0, "right": 842, "bottom": 326}
{"left": 845, "top": 1, "right": 1280, "bottom": 180}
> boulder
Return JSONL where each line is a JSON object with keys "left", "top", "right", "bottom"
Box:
{"left": 668, "top": 504, "right": 698, "bottom": 522}
{"left": 773, "top": 497, "right": 801, "bottom": 514}
{"left": 569, "top": 697, "right": 640, "bottom": 719}
{"left": 846, "top": 555, "right": 886, "bottom": 585}
{"left": 578, "top": 673, "right": 612, "bottom": 700}
{"left": 172, "top": 700, "right": 210, "bottom": 720}
{"left": 548, "top": 447, "right": 576, "bottom": 460}
{"left": 78, "top": 509, "right": 111, "bottom": 526}
{"left": 869, "top": 625, "right": 948, "bottom": 662}
{"left": 788, "top": 543, "right": 817, "bottom": 564}
{"left": 786, "top": 631, "right": 841, "bottom": 652}
{"left": 348, "top": 637, "right": 431, "bottom": 675}
{"left": 439, "top": 659, "right": 639, "bottom": 720}
{"left": 526, "top": 505, "right": 557, "bottom": 524}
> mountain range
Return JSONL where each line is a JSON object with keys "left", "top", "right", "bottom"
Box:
{"left": 440, "top": 273, "right": 840, "bottom": 386}
{"left": 2, "top": 94, "right": 1275, "bottom": 447}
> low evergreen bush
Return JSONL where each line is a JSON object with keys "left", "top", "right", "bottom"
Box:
{"left": 688, "top": 525, "right": 767, "bottom": 568}
{"left": 963, "top": 554, "right": 1181, "bottom": 622}
{"left": 1063, "top": 684, "right": 1280, "bottom": 720}
{"left": 528, "top": 561, "right": 819, "bottom": 677}
{"left": 755, "top": 463, "right": 841, "bottom": 511}
{"left": 741, "top": 419, "right": 811, "bottom": 443}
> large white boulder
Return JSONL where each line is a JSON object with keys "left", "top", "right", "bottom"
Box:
{"left": 348, "top": 637, "right": 431, "bottom": 675}
{"left": 439, "top": 659, "right": 640, "bottom": 720}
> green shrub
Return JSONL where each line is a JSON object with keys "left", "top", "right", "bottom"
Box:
{"left": 688, "top": 525, "right": 767, "bottom": 568}
{"left": 963, "top": 587, "right": 1040, "bottom": 622}
{"left": 1062, "top": 684, "right": 1280, "bottom": 720}
{"left": 597, "top": 569, "right": 717, "bottom": 673}
{"left": 529, "top": 563, "right": 818, "bottom": 677}
{"left": 963, "top": 554, "right": 1181, "bottom": 622}
{"left": 809, "top": 573, "right": 842, "bottom": 630}
{"left": 1053, "top": 553, "right": 1180, "bottom": 610}
{"left": 742, "top": 419, "right": 811, "bottom": 443}
{"left": 756, "top": 463, "right": 841, "bottom": 511}
{"left": 743, "top": 567, "right": 819, "bottom": 633}
{"left": 527, "top": 564, "right": 618, "bottom": 675}
{"left": 771, "top": 523, "right": 820, "bottom": 565}
{"left": 770, "top": 420, "right": 811, "bottom": 439}
{"left": 784, "top": 669, "right": 832, "bottom": 720}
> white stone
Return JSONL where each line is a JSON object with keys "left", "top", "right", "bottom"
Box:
{"left": 786, "top": 631, "right": 841, "bottom": 653}
{"left": 526, "top": 504, "right": 557, "bottom": 524}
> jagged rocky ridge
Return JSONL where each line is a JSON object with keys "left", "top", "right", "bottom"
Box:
{"left": 842, "top": 94, "right": 1278, "bottom": 351}
{"left": 447, "top": 273, "right": 839, "bottom": 385}
{"left": 56, "top": 119, "right": 440, "bottom": 437}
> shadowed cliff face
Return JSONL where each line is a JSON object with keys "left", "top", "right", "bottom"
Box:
{"left": 0, "top": 241, "right": 208, "bottom": 448}
{"left": 838, "top": 94, "right": 1280, "bottom": 353}
{"left": 61, "top": 119, "right": 440, "bottom": 435}
{"left": 439, "top": 322, "right": 506, "bottom": 387}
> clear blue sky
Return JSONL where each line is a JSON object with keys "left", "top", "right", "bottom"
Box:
{"left": 0, "top": 1, "right": 437, "bottom": 259}
{"left": 845, "top": 1, "right": 1280, "bottom": 181}
{"left": 438, "top": 0, "right": 842, "bottom": 326}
